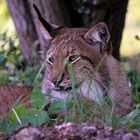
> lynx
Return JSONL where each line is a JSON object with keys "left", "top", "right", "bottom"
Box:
{"left": 34, "top": 5, "right": 132, "bottom": 116}
{"left": 0, "top": 6, "right": 132, "bottom": 118}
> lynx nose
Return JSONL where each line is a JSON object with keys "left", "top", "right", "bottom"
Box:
{"left": 52, "top": 80, "right": 58, "bottom": 86}
{"left": 51, "top": 77, "right": 62, "bottom": 87}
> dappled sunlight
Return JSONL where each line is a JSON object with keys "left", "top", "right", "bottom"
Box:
{"left": 121, "top": 0, "right": 140, "bottom": 56}
{"left": 0, "top": 0, "right": 15, "bottom": 35}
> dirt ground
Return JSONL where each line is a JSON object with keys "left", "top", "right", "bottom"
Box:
{"left": 1, "top": 122, "right": 140, "bottom": 140}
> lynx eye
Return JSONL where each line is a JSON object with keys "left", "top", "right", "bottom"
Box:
{"left": 69, "top": 55, "right": 80, "bottom": 64}
{"left": 46, "top": 57, "right": 54, "bottom": 65}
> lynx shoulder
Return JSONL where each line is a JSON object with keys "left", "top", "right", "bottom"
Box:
{"left": 34, "top": 5, "right": 132, "bottom": 116}
{"left": 0, "top": 85, "right": 32, "bottom": 118}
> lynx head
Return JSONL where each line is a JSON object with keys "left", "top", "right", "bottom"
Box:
{"left": 33, "top": 5, "right": 132, "bottom": 116}
{"left": 33, "top": 5, "right": 112, "bottom": 102}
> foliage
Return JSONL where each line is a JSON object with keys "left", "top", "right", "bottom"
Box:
{"left": 118, "top": 68, "right": 140, "bottom": 129}
{"left": 0, "top": 32, "right": 48, "bottom": 132}
{"left": 0, "top": 85, "right": 48, "bottom": 132}
{"left": 128, "top": 70, "right": 140, "bottom": 104}
{"left": 119, "top": 108, "right": 140, "bottom": 129}
{"left": 0, "top": 31, "right": 39, "bottom": 86}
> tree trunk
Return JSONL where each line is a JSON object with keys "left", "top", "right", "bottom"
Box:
{"left": 62, "top": 0, "right": 129, "bottom": 60}
{"left": 104, "top": 0, "right": 129, "bottom": 60}
{"left": 6, "top": 0, "right": 70, "bottom": 65}
{"left": 7, "top": 0, "right": 38, "bottom": 65}
{"left": 7, "top": 0, "right": 129, "bottom": 63}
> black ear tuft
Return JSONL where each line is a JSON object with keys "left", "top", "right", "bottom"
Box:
{"left": 33, "top": 4, "right": 42, "bottom": 21}
{"left": 33, "top": 4, "right": 59, "bottom": 32}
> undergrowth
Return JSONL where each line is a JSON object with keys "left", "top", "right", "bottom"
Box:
{"left": 0, "top": 32, "right": 140, "bottom": 132}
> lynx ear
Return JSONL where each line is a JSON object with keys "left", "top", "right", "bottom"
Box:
{"left": 84, "top": 22, "right": 110, "bottom": 52}
{"left": 33, "top": 4, "right": 59, "bottom": 40}
{"left": 38, "top": 21, "right": 52, "bottom": 40}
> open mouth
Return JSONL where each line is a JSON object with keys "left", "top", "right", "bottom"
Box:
{"left": 54, "top": 84, "right": 72, "bottom": 91}
{"left": 53, "top": 82, "right": 81, "bottom": 92}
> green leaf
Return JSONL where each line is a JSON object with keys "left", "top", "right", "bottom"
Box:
{"left": 131, "top": 122, "right": 140, "bottom": 129}
{"left": 0, "top": 106, "right": 27, "bottom": 132}
{"left": 0, "top": 119, "right": 8, "bottom": 132}
{"left": 119, "top": 108, "right": 140, "bottom": 125}
{"left": 23, "top": 108, "right": 48, "bottom": 126}
{"left": 48, "top": 99, "right": 67, "bottom": 115}
{"left": 30, "top": 86, "right": 46, "bottom": 109}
